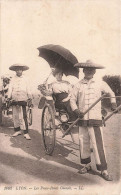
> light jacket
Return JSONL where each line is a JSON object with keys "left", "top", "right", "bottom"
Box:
{"left": 8, "top": 75, "right": 31, "bottom": 101}
{"left": 48, "top": 80, "right": 72, "bottom": 94}
{"left": 41, "top": 80, "right": 72, "bottom": 101}
{"left": 70, "top": 78, "right": 116, "bottom": 121}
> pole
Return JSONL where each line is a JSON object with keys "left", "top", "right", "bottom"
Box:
{"left": 104, "top": 104, "right": 121, "bottom": 122}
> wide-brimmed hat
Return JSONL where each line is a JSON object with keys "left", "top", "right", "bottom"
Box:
{"left": 74, "top": 60, "right": 105, "bottom": 69}
{"left": 9, "top": 64, "right": 29, "bottom": 71}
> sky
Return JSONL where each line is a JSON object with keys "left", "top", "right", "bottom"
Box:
{"left": 0, "top": 0, "right": 121, "bottom": 93}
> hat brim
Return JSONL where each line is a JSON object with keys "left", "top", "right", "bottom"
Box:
{"left": 74, "top": 63, "right": 105, "bottom": 69}
{"left": 9, "top": 65, "right": 29, "bottom": 71}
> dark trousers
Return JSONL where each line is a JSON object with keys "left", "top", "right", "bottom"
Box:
{"left": 12, "top": 101, "right": 28, "bottom": 134}
{"left": 54, "top": 93, "right": 76, "bottom": 121}
{"left": 79, "top": 125, "right": 107, "bottom": 171}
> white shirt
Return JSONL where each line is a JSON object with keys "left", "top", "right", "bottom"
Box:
{"left": 70, "top": 78, "right": 116, "bottom": 120}
{"left": 49, "top": 80, "right": 72, "bottom": 94}
{"left": 8, "top": 75, "right": 31, "bottom": 101}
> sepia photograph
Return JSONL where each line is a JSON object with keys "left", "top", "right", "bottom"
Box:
{"left": 0, "top": 0, "right": 121, "bottom": 194}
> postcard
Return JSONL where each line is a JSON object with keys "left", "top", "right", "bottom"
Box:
{"left": 0, "top": 0, "right": 121, "bottom": 195}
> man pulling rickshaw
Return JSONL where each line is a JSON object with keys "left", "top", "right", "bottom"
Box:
{"left": 70, "top": 60, "right": 117, "bottom": 181}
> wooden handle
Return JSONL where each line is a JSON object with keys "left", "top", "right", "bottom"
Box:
{"left": 104, "top": 105, "right": 121, "bottom": 122}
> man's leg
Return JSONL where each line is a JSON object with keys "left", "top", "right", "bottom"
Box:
{"left": 78, "top": 126, "right": 91, "bottom": 173}
{"left": 88, "top": 126, "right": 107, "bottom": 171}
{"left": 12, "top": 105, "right": 21, "bottom": 136}
{"left": 88, "top": 126, "right": 112, "bottom": 181}
{"left": 19, "top": 105, "right": 31, "bottom": 140}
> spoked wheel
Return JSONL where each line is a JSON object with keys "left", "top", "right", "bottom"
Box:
{"left": 27, "top": 107, "right": 32, "bottom": 126}
{"left": 41, "top": 104, "right": 56, "bottom": 155}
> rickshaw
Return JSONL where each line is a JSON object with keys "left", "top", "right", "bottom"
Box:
{"left": 41, "top": 97, "right": 75, "bottom": 155}
{"left": 40, "top": 94, "right": 106, "bottom": 155}
{"left": 38, "top": 44, "right": 121, "bottom": 156}
{"left": 40, "top": 87, "right": 121, "bottom": 156}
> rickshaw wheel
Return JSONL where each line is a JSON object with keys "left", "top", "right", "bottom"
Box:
{"left": 41, "top": 104, "right": 56, "bottom": 155}
{"left": 28, "top": 108, "right": 32, "bottom": 126}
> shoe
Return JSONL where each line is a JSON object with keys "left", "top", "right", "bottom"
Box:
{"left": 101, "top": 172, "right": 113, "bottom": 181}
{"left": 78, "top": 165, "right": 91, "bottom": 174}
{"left": 12, "top": 131, "right": 21, "bottom": 137}
{"left": 24, "top": 133, "right": 31, "bottom": 140}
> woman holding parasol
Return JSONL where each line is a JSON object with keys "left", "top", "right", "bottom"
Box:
{"left": 39, "top": 67, "right": 76, "bottom": 121}
{"left": 37, "top": 44, "right": 79, "bottom": 121}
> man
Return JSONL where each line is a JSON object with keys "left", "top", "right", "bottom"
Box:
{"left": 8, "top": 64, "right": 32, "bottom": 140}
{"left": 70, "top": 60, "right": 117, "bottom": 181}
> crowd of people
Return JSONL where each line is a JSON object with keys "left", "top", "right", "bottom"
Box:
{"left": 0, "top": 60, "right": 117, "bottom": 181}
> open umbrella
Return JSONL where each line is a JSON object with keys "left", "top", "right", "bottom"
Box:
{"left": 37, "top": 44, "right": 79, "bottom": 78}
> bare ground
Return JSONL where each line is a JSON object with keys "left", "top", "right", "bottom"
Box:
{"left": 0, "top": 107, "right": 121, "bottom": 195}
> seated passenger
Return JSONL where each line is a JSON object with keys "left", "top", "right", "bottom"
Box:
{"left": 39, "top": 68, "right": 76, "bottom": 121}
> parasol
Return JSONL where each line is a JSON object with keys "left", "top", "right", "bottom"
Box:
{"left": 37, "top": 44, "right": 79, "bottom": 78}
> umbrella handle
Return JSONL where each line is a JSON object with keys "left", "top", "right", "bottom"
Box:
{"left": 43, "top": 72, "right": 53, "bottom": 85}
{"left": 54, "top": 56, "right": 62, "bottom": 67}
{"left": 43, "top": 56, "right": 62, "bottom": 84}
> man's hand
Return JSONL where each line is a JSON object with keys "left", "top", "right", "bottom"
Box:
{"left": 111, "top": 103, "right": 117, "bottom": 112}
{"left": 74, "top": 109, "right": 84, "bottom": 118}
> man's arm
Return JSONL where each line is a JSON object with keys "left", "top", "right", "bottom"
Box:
{"left": 70, "top": 84, "right": 79, "bottom": 111}
{"left": 101, "top": 81, "right": 117, "bottom": 110}
{"left": 101, "top": 81, "right": 116, "bottom": 102}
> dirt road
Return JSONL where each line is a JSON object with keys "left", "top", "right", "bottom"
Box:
{"left": 0, "top": 107, "right": 121, "bottom": 195}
